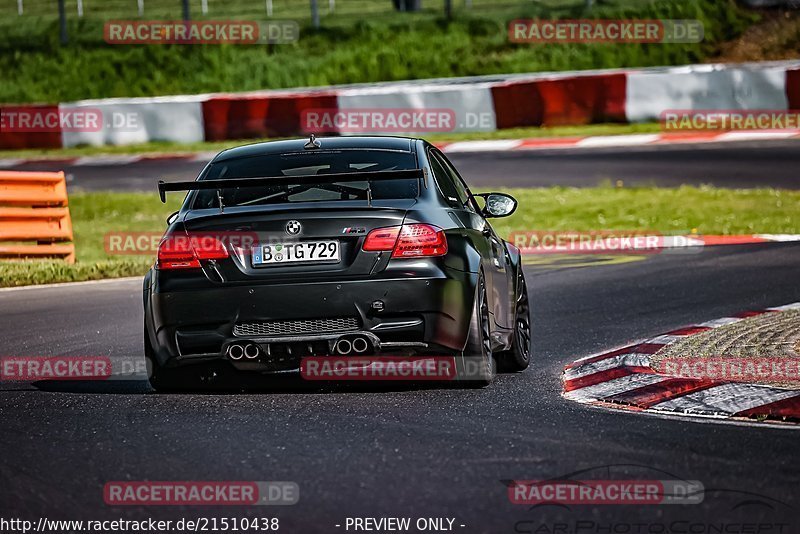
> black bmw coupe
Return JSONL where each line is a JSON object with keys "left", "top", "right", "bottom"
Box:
{"left": 144, "top": 136, "right": 531, "bottom": 391}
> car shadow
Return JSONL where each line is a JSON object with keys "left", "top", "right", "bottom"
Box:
{"left": 29, "top": 375, "right": 483, "bottom": 395}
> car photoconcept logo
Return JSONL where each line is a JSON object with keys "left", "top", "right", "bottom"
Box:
{"left": 285, "top": 220, "right": 302, "bottom": 235}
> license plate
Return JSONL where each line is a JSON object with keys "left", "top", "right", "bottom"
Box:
{"left": 252, "top": 241, "right": 339, "bottom": 266}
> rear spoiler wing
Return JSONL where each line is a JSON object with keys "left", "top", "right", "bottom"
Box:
{"left": 157, "top": 169, "right": 425, "bottom": 203}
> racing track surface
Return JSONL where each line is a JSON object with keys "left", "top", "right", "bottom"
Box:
{"left": 2, "top": 242, "right": 800, "bottom": 531}
{"left": 6, "top": 139, "right": 800, "bottom": 191}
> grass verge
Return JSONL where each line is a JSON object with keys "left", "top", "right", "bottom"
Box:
{"left": 0, "top": 123, "right": 663, "bottom": 159}
{"left": 489, "top": 185, "right": 800, "bottom": 238}
{"left": 0, "top": 0, "right": 757, "bottom": 102}
{"left": 1, "top": 185, "right": 797, "bottom": 287}
{"left": 650, "top": 308, "right": 800, "bottom": 389}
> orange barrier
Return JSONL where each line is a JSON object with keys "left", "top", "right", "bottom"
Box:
{"left": 0, "top": 171, "right": 75, "bottom": 263}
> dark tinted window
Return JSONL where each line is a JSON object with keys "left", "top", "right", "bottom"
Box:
{"left": 433, "top": 150, "right": 479, "bottom": 212}
{"left": 428, "top": 150, "right": 461, "bottom": 208}
{"left": 194, "top": 150, "right": 418, "bottom": 208}
{"left": 430, "top": 149, "right": 478, "bottom": 212}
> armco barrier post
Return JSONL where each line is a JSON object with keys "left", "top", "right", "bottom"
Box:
{"left": 787, "top": 68, "right": 800, "bottom": 109}
{"left": 0, "top": 171, "right": 75, "bottom": 264}
{"left": 0, "top": 104, "right": 64, "bottom": 149}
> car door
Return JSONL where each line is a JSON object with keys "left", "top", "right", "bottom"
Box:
{"left": 428, "top": 149, "right": 512, "bottom": 329}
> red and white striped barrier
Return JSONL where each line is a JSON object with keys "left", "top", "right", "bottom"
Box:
{"left": 625, "top": 63, "right": 793, "bottom": 122}
{"left": 439, "top": 129, "right": 800, "bottom": 153}
{"left": 563, "top": 303, "right": 800, "bottom": 423}
{"left": 3, "top": 131, "right": 800, "bottom": 168}
{"left": 1, "top": 60, "right": 799, "bottom": 149}
{"left": 201, "top": 89, "right": 339, "bottom": 140}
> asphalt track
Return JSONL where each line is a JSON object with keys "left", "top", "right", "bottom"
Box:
{"left": 7, "top": 139, "right": 800, "bottom": 191}
{"left": 2, "top": 242, "right": 800, "bottom": 532}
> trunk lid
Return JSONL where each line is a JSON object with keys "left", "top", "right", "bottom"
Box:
{"left": 182, "top": 199, "right": 413, "bottom": 283}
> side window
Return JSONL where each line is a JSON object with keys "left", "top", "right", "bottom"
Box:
{"left": 428, "top": 149, "right": 461, "bottom": 208}
{"left": 433, "top": 150, "right": 480, "bottom": 213}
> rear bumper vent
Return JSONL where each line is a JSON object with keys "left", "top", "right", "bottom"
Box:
{"left": 234, "top": 317, "right": 360, "bottom": 337}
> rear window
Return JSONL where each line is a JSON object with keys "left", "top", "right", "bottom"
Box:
{"left": 193, "top": 150, "right": 418, "bottom": 209}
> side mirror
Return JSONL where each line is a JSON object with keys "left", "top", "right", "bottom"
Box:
{"left": 166, "top": 211, "right": 180, "bottom": 225}
{"left": 476, "top": 193, "right": 517, "bottom": 218}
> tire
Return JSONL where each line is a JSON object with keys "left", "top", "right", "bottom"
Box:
{"left": 144, "top": 327, "right": 232, "bottom": 392}
{"left": 144, "top": 326, "right": 184, "bottom": 392}
{"left": 459, "top": 271, "right": 496, "bottom": 386}
{"left": 496, "top": 268, "right": 531, "bottom": 373}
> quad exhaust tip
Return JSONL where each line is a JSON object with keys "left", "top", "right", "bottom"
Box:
{"left": 352, "top": 337, "right": 369, "bottom": 354}
{"left": 244, "top": 343, "right": 260, "bottom": 360}
{"left": 228, "top": 344, "right": 245, "bottom": 360}
{"left": 228, "top": 343, "right": 261, "bottom": 361}
{"left": 231, "top": 337, "right": 370, "bottom": 359}
{"left": 335, "top": 339, "right": 353, "bottom": 355}
{"left": 335, "top": 336, "right": 371, "bottom": 355}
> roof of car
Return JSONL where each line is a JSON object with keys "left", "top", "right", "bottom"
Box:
{"left": 212, "top": 136, "right": 419, "bottom": 162}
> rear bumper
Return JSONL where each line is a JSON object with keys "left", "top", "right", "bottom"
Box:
{"left": 144, "top": 266, "right": 477, "bottom": 370}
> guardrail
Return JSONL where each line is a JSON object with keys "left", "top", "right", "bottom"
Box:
{"left": 4, "top": 60, "right": 797, "bottom": 149}
{"left": 0, "top": 171, "right": 75, "bottom": 263}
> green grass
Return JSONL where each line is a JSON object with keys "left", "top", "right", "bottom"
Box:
{"left": 490, "top": 185, "right": 800, "bottom": 238}
{"left": 69, "top": 191, "right": 183, "bottom": 262}
{"left": 0, "top": 0, "right": 758, "bottom": 103}
{"left": 0, "top": 123, "right": 663, "bottom": 159}
{"left": 1, "top": 185, "right": 797, "bottom": 287}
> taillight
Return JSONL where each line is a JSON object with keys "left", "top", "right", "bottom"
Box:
{"left": 362, "top": 224, "right": 447, "bottom": 258}
{"left": 393, "top": 224, "right": 447, "bottom": 257}
{"left": 156, "top": 234, "right": 229, "bottom": 270}
{"left": 363, "top": 227, "right": 401, "bottom": 251}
